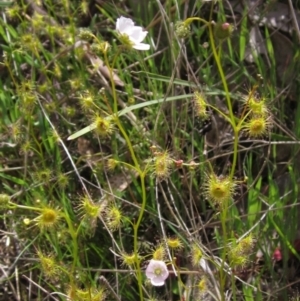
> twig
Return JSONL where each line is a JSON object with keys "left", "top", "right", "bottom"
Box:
{"left": 156, "top": 179, "right": 177, "bottom": 276}
{"left": 99, "top": 276, "right": 121, "bottom": 301}
{"left": 287, "top": 0, "right": 300, "bottom": 43}
{"left": 22, "top": 275, "right": 60, "bottom": 301}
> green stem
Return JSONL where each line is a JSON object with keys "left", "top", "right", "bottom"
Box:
{"left": 185, "top": 16, "right": 238, "bottom": 179}
{"left": 208, "top": 24, "right": 237, "bottom": 178}
{"left": 62, "top": 213, "right": 79, "bottom": 274}
{"left": 133, "top": 173, "right": 147, "bottom": 301}
{"left": 103, "top": 49, "right": 148, "bottom": 301}
{"left": 103, "top": 52, "right": 141, "bottom": 173}
{"left": 210, "top": 38, "right": 239, "bottom": 290}
{"left": 185, "top": 17, "right": 209, "bottom": 26}
{"left": 208, "top": 25, "right": 232, "bottom": 301}
{"left": 13, "top": 204, "right": 43, "bottom": 211}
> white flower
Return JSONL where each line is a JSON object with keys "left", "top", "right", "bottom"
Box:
{"left": 145, "top": 259, "right": 169, "bottom": 286}
{"left": 116, "top": 16, "right": 150, "bottom": 51}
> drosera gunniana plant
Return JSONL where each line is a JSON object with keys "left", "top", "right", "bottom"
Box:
{"left": 2, "top": 1, "right": 294, "bottom": 300}
{"left": 62, "top": 11, "right": 275, "bottom": 301}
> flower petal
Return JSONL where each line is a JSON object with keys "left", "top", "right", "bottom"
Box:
{"left": 129, "top": 27, "right": 148, "bottom": 43}
{"left": 150, "top": 278, "right": 165, "bottom": 286}
{"left": 132, "top": 43, "right": 150, "bottom": 51}
{"left": 145, "top": 270, "right": 155, "bottom": 279}
{"left": 116, "top": 16, "right": 134, "bottom": 34}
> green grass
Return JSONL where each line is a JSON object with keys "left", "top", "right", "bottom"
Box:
{"left": 0, "top": 1, "right": 300, "bottom": 301}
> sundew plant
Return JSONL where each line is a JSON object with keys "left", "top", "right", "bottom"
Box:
{"left": 0, "top": 1, "right": 300, "bottom": 301}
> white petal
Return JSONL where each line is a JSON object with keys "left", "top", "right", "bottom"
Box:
{"left": 116, "top": 16, "right": 134, "bottom": 34}
{"left": 116, "top": 17, "right": 122, "bottom": 31}
{"left": 145, "top": 270, "right": 155, "bottom": 278}
{"left": 133, "top": 43, "right": 150, "bottom": 50}
{"left": 151, "top": 278, "right": 165, "bottom": 286}
{"left": 130, "top": 27, "right": 148, "bottom": 43}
